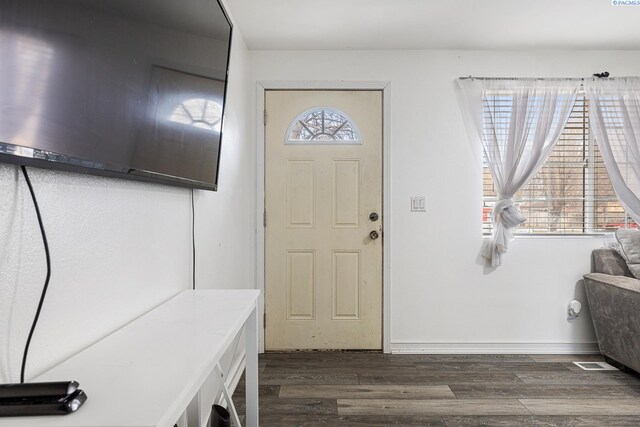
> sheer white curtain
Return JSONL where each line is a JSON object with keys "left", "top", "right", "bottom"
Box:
{"left": 457, "top": 78, "right": 580, "bottom": 267}
{"left": 587, "top": 77, "right": 640, "bottom": 224}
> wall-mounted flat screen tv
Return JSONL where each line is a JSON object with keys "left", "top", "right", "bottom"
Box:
{"left": 0, "top": 0, "right": 232, "bottom": 190}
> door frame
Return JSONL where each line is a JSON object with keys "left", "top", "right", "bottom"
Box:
{"left": 255, "top": 81, "right": 392, "bottom": 353}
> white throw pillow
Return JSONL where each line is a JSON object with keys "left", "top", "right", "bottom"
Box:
{"left": 615, "top": 228, "right": 640, "bottom": 279}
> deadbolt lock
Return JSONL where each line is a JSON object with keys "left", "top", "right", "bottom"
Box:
{"left": 369, "top": 212, "right": 379, "bottom": 221}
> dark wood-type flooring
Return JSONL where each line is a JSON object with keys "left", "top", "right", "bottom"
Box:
{"left": 233, "top": 352, "right": 640, "bottom": 426}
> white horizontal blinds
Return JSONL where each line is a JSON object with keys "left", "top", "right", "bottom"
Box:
{"left": 482, "top": 166, "right": 496, "bottom": 234}
{"left": 482, "top": 93, "right": 628, "bottom": 234}
{"left": 592, "top": 129, "right": 634, "bottom": 230}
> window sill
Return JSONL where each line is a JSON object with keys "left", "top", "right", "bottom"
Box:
{"left": 483, "top": 233, "right": 611, "bottom": 240}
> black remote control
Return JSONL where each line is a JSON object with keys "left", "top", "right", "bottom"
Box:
{"left": 0, "top": 389, "right": 87, "bottom": 416}
{"left": 0, "top": 382, "right": 79, "bottom": 399}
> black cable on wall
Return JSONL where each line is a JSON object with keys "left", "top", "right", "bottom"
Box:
{"left": 17, "top": 169, "right": 198, "bottom": 383}
{"left": 19, "top": 166, "right": 52, "bottom": 383}
{"left": 191, "top": 188, "right": 196, "bottom": 291}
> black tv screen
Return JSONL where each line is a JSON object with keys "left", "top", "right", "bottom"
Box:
{"left": 0, "top": 0, "right": 232, "bottom": 190}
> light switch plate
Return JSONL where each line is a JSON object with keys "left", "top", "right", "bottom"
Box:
{"left": 411, "top": 196, "right": 426, "bottom": 212}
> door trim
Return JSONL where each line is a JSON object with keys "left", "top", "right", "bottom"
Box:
{"left": 255, "top": 81, "right": 392, "bottom": 353}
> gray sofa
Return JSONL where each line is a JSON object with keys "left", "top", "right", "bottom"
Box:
{"left": 583, "top": 248, "right": 640, "bottom": 373}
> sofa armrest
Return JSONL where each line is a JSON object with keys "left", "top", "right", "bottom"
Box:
{"left": 583, "top": 272, "right": 640, "bottom": 373}
{"left": 583, "top": 273, "right": 640, "bottom": 294}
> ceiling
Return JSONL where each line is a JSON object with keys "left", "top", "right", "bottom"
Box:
{"left": 226, "top": 0, "right": 640, "bottom": 50}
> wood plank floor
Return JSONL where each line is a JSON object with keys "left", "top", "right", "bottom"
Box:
{"left": 233, "top": 352, "right": 640, "bottom": 426}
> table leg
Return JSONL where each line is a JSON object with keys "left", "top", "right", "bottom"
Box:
{"left": 244, "top": 307, "right": 259, "bottom": 427}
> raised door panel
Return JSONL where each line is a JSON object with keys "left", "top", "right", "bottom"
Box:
{"left": 287, "top": 160, "right": 315, "bottom": 228}
{"left": 286, "top": 250, "right": 316, "bottom": 320}
{"left": 332, "top": 251, "right": 361, "bottom": 320}
{"left": 333, "top": 160, "right": 360, "bottom": 228}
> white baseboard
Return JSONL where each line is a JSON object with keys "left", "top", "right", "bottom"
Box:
{"left": 390, "top": 342, "right": 600, "bottom": 354}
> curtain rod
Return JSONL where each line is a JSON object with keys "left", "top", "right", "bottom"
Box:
{"left": 458, "top": 75, "right": 632, "bottom": 81}
{"left": 458, "top": 76, "right": 587, "bottom": 81}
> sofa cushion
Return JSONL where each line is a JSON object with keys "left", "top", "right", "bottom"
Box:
{"left": 615, "top": 228, "right": 640, "bottom": 279}
{"left": 592, "top": 248, "right": 633, "bottom": 277}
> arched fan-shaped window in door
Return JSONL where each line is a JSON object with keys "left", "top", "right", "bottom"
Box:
{"left": 286, "top": 108, "right": 361, "bottom": 144}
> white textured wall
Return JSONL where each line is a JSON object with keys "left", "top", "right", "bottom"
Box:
{"left": 251, "top": 50, "right": 640, "bottom": 352}
{"left": 194, "top": 30, "right": 255, "bottom": 292}
{"left": 0, "top": 167, "right": 190, "bottom": 382}
{"left": 0, "top": 29, "right": 254, "bottom": 383}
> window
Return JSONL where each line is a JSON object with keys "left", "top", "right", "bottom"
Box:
{"left": 286, "top": 108, "right": 360, "bottom": 144}
{"left": 482, "top": 93, "right": 634, "bottom": 235}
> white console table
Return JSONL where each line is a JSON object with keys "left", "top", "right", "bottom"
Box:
{"left": 0, "top": 289, "right": 260, "bottom": 427}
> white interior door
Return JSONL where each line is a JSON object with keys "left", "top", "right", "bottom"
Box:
{"left": 265, "top": 90, "right": 383, "bottom": 350}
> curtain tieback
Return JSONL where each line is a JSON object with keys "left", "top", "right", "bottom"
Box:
{"left": 492, "top": 198, "right": 527, "bottom": 229}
